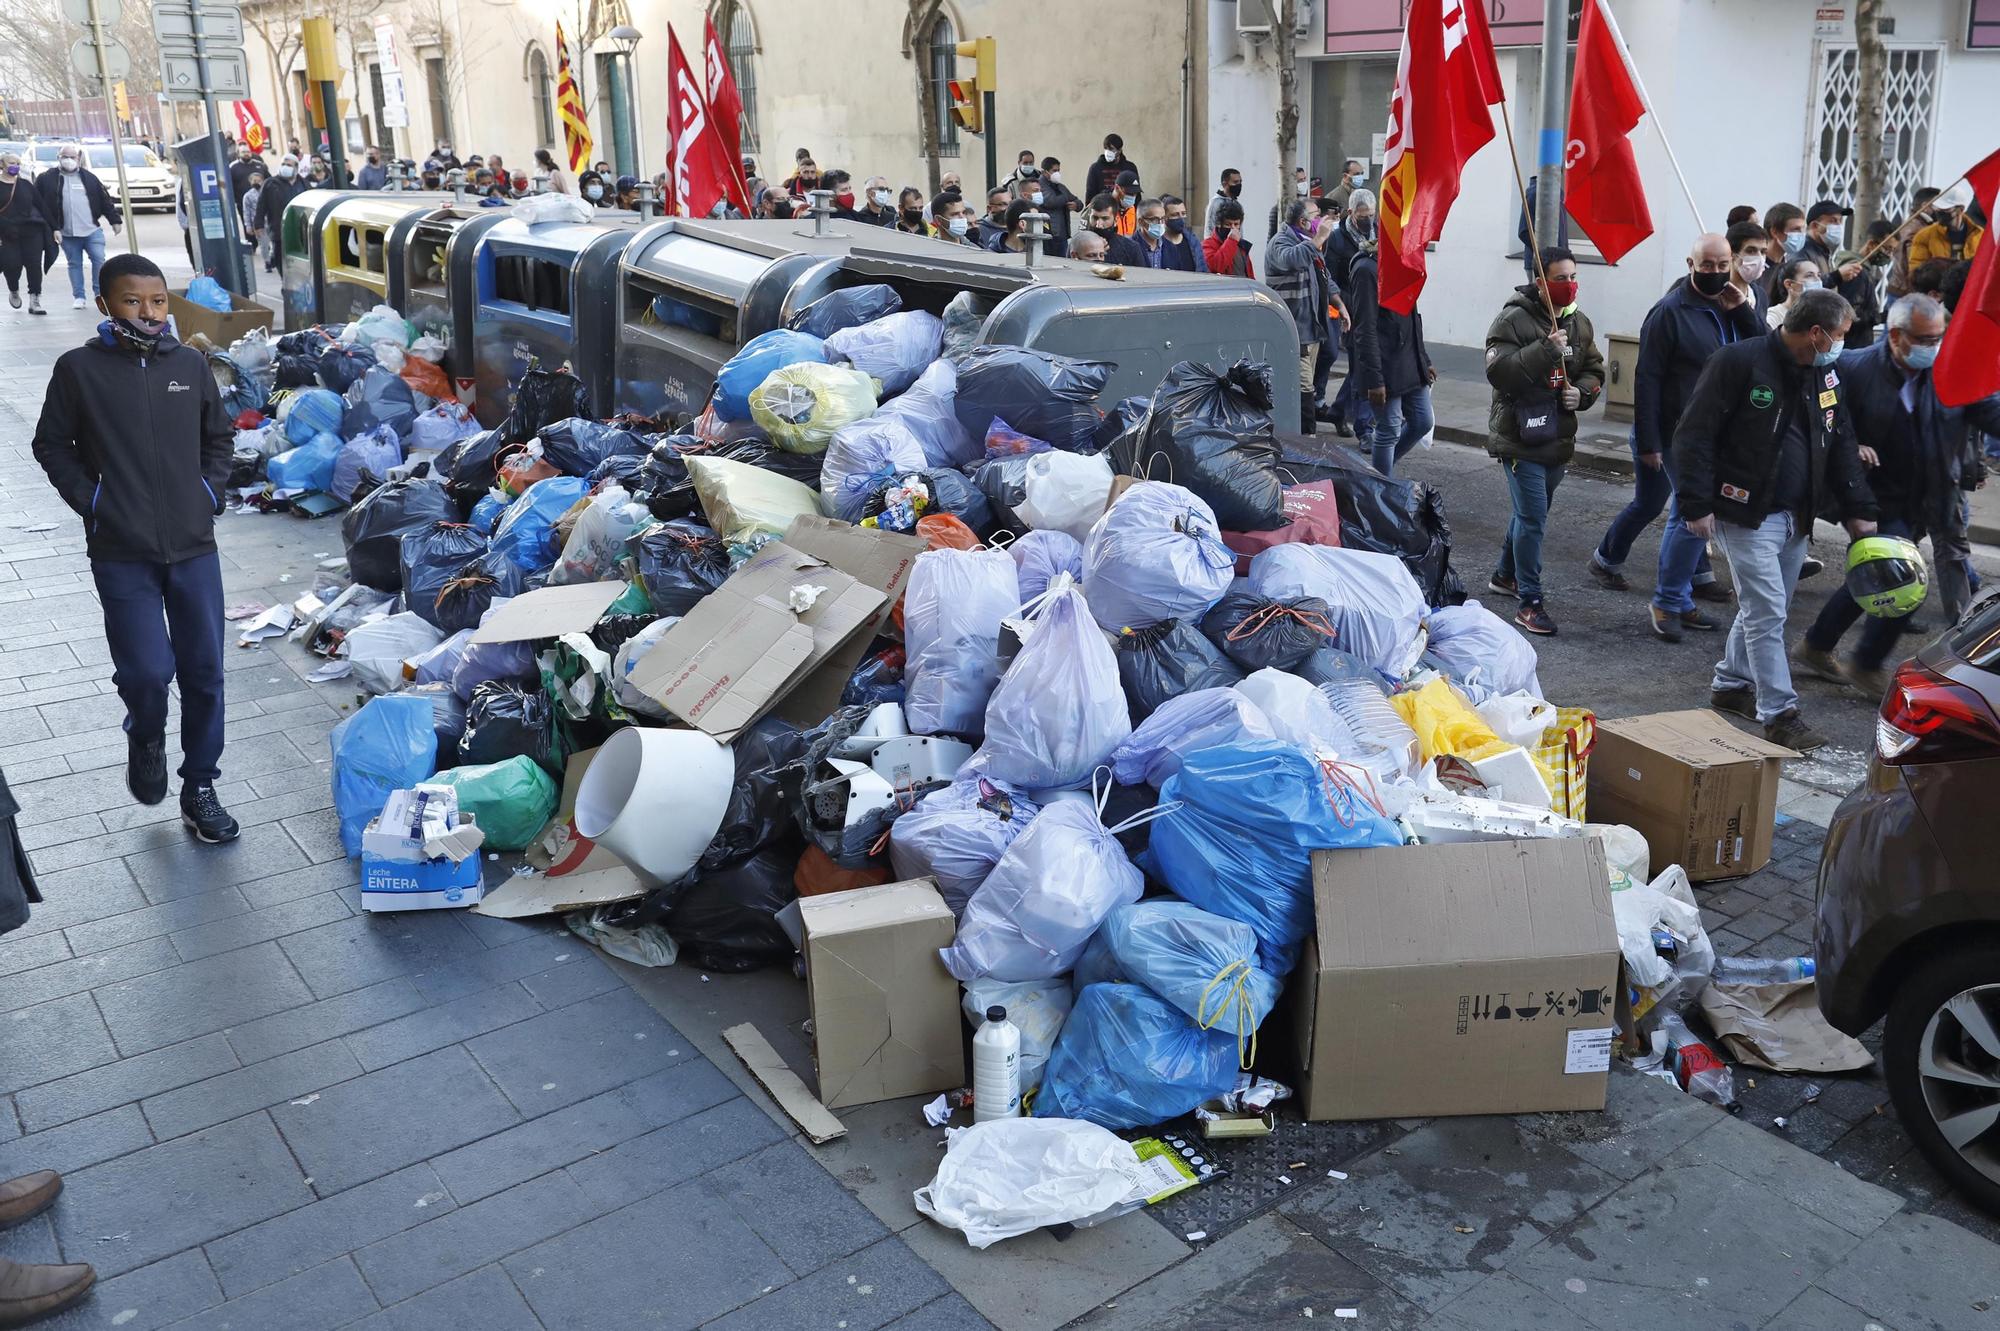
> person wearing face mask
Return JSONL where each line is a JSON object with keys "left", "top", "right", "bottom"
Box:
{"left": 1761, "top": 203, "right": 1808, "bottom": 298}
{"left": 1725, "top": 221, "right": 1772, "bottom": 322}
{"left": 1084, "top": 133, "right": 1134, "bottom": 204}
{"left": 784, "top": 158, "right": 821, "bottom": 196}
{"left": 932, "top": 194, "right": 976, "bottom": 245}
{"left": 1012, "top": 150, "right": 1038, "bottom": 183}
{"left": 1672, "top": 287, "right": 1877, "bottom": 751}
{"left": 1482, "top": 247, "right": 1606, "bottom": 636}
{"left": 1111, "top": 171, "right": 1141, "bottom": 237}
{"left": 356, "top": 148, "right": 387, "bottom": 191}
{"left": 578, "top": 170, "right": 609, "bottom": 206}
{"left": 1799, "top": 200, "right": 1854, "bottom": 279}
{"left": 1266, "top": 198, "right": 1341, "bottom": 437}
{"left": 1157, "top": 196, "right": 1206, "bottom": 271}
{"left": 1765, "top": 258, "right": 1822, "bottom": 330}
{"left": 433, "top": 141, "right": 461, "bottom": 170}
{"left": 1908, "top": 192, "right": 1984, "bottom": 269}
{"left": 250, "top": 153, "right": 303, "bottom": 272}
{"left": 1342, "top": 194, "right": 1435, "bottom": 471}
{"left": 1084, "top": 194, "right": 1145, "bottom": 266}
{"left": 1322, "top": 192, "right": 1376, "bottom": 438}
{"left": 1205, "top": 167, "right": 1243, "bottom": 237}
{"left": 1327, "top": 158, "right": 1368, "bottom": 213}
{"left": 1000, "top": 176, "right": 1059, "bottom": 255}
{"left": 977, "top": 186, "right": 1012, "bottom": 248}
{"left": 895, "top": 186, "right": 929, "bottom": 235}
{"left": 855, "top": 175, "right": 895, "bottom": 227}
{"left": 0, "top": 152, "right": 55, "bottom": 315}
{"left": 1037, "top": 157, "right": 1079, "bottom": 251}
{"left": 613, "top": 174, "right": 640, "bottom": 210}
{"left": 36, "top": 144, "right": 119, "bottom": 310}
{"left": 1591, "top": 233, "right": 1758, "bottom": 622}
{"left": 1131, "top": 197, "right": 1171, "bottom": 269}
{"left": 1792, "top": 293, "right": 2000, "bottom": 695}
{"left": 1204, "top": 198, "right": 1254, "bottom": 277}
{"left": 227, "top": 141, "right": 266, "bottom": 202}
{"left": 31, "top": 253, "right": 241, "bottom": 843}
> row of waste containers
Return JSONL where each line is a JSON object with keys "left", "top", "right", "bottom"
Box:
{"left": 276, "top": 190, "right": 1303, "bottom": 435}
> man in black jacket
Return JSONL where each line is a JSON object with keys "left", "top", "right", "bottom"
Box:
{"left": 35, "top": 144, "right": 120, "bottom": 307}
{"left": 250, "top": 153, "right": 303, "bottom": 273}
{"left": 30, "top": 254, "right": 240, "bottom": 843}
{"left": 1673, "top": 288, "right": 1877, "bottom": 751}
{"left": 1345, "top": 207, "right": 1435, "bottom": 476}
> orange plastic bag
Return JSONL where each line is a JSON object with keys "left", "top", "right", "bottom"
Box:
{"left": 917, "top": 514, "right": 980, "bottom": 551}
{"left": 794, "top": 844, "right": 893, "bottom": 897}
{"left": 401, "top": 356, "right": 453, "bottom": 401}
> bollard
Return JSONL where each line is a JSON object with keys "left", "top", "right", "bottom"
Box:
{"left": 1022, "top": 210, "right": 1050, "bottom": 268}
{"left": 636, "top": 180, "right": 658, "bottom": 218}
{"left": 808, "top": 189, "right": 835, "bottom": 236}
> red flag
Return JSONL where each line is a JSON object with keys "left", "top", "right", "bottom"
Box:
{"left": 702, "top": 15, "right": 753, "bottom": 214}
{"left": 1377, "top": 0, "right": 1505, "bottom": 314}
{"left": 233, "top": 101, "right": 269, "bottom": 155}
{"left": 1935, "top": 148, "right": 2000, "bottom": 408}
{"left": 667, "top": 28, "right": 740, "bottom": 220}
{"left": 1562, "top": 0, "right": 1653, "bottom": 264}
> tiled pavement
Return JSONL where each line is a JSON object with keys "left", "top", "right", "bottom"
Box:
{"left": 1, "top": 234, "right": 1998, "bottom": 1329}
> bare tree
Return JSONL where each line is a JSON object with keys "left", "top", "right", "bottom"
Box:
{"left": 1852, "top": 0, "right": 1886, "bottom": 232}
{"left": 903, "top": 0, "right": 945, "bottom": 195}
{"left": 1259, "top": 0, "right": 1300, "bottom": 214}
{"left": 242, "top": 0, "right": 308, "bottom": 148}
{"left": 0, "top": 0, "right": 87, "bottom": 100}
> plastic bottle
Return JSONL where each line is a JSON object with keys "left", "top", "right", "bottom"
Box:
{"left": 1658, "top": 1011, "right": 1737, "bottom": 1109}
{"left": 1711, "top": 955, "right": 1816, "bottom": 984}
{"left": 972, "top": 1005, "right": 1022, "bottom": 1123}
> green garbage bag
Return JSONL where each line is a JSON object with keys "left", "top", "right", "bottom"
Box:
{"left": 429, "top": 755, "right": 557, "bottom": 851}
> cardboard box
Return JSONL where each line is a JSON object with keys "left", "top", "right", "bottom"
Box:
{"left": 1291, "top": 837, "right": 1620, "bottom": 1121}
{"left": 361, "top": 848, "right": 484, "bottom": 912}
{"left": 167, "top": 289, "right": 273, "bottom": 347}
{"left": 1587, "top": 710, "right": 1794, "bottom": 883}
{"left": 798, "top": 877, "right": 964, "bottom": 1110}
{"left": 470, "top": 581, "right": 628, "bottom": 644}
{"left": 775, "top": 516, "right": 926, "bottom": 727}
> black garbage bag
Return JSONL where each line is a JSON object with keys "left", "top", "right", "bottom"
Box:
{"left": 405, "top": 680, "right": 467, "bottom": 770}
{"left": 588, "top": 611, "right": 661, "bottom": 654}
{"left": 316, "top": 343, "right": 377, "bottom": 394}
{"left": 537, "top": 417, "right": 653, "bottom": 477}
{"left": 1093, "top": 393, "right": 1152, "bottom": 453}
{"left": 840, "top": 646, "right": 906, "bottom": 707}
{"left": 588, "top": 452, "right": 649, "bottom": 491}
{"left": 276, "top": 328, "right": 336, "bottom": 357}
{"left": 1200, "top": 591, "right": 1340, "bottom": 673}
{"left": 1292, "top": 643, "right": 1387, "bottom": 692}
{"left": 786, "top": 284, "right": 903, "bottom": 339}
{"left": 1112, "top": 360, "right": 1284, "bottom": 531}
{"left": 660, "top": 840, "right": 803, "bottom": 972}
{"left": 344, "top": 366, "right": 419, "bottom": 441}
{"left": 630, "top": 435, "right": 706, "bottom": 520}
{"left": 458, "top": 681, "right": 560, "bottom": 773}
{"left": 228, "top": 446, "right": 263, "bottom": 489}
{"left": 631, "top": 519, "right": 731, "bottom": 617}
{"left": 432, "top": 550, "right": 527, "bottom": 634}
{"left": 1114, "top": 619, "right": 1243, "bottom": 721}
{"left": 343, "top": 477, "right": 457, "bottom": 591}
{"left": 952, "top": 345, "right": 1112, "bottom": 452}
{"left": 1272, "top": 433, "right": 1467, "bottom": 606}
{"left": 795, "top": 706, "right": 945, "bottom": 867}
{"left": 272, "top": 354, "right": 319, "bottom": 390}
{"left": 400, "top": 522, "right": 490, "bottom": 629}
{"left": 700, "top": 717, "right": 813, "bottom": 872}
{"left": 501, "top": 365, "right": 590, "bottom": 444}
{"left": 860, "top": 467, "right": 994, "bottom": 537}
{"left": 440, "top": 429, "right": 506, "bottom": 510}
{"left": 973, "top": 456, "right": 1030, "bottom": 533}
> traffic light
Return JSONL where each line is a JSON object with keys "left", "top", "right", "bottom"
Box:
{"left": 949, "top": 36, "right": 995, "bottom": 136}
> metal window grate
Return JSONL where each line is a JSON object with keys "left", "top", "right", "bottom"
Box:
{"left": 926, "top": 15, "right": 959, "bottom": 158}
{"left": 729, "top": 8, "right": 760, "bottom": 155}
{"left": 1809, "top": 43, "right": 1941, "bottom": 220}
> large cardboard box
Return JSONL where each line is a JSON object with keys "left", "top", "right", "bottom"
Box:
{"left": 167, "top": 289, "right": 273, "bottom": 347}
{"left": 1587, "top": 710, "right": 1794, "bottom": 883}
{"left": 799, "top": 878, "right": 964, "bottom": 1110}
{"left": 1292, "top": 838, "right": 1620, "bottom": 1121}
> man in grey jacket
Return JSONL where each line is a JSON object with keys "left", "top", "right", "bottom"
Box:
{"left": 1264, "top": 198, "right": 1336, "bottom": 435}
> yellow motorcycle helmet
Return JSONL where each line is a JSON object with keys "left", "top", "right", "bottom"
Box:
{"left": 1845, "top": 535, "right": 1929, "bottom": 618}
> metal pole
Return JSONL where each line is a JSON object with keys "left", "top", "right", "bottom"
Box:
{"left": 1532, "top": 0, "right": 1567, "bottom": 252}
{"left": 84, "top": 0, "right": 138, "bottom": 252}
{"left": 191, "top": 4, "right": 249, "bottom": 293}
{"left": 624, "top": 49, "right": 643, "bottom": 186}
{"left": 981, "top": 90, "right": 996, "bottom": 195}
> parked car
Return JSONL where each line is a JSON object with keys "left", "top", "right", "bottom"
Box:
{"left": 1816, "top": 590, "right": 2000, "bottom": 1214}
{"left": 83, "top": 141, "right": 177, "bottom": 212}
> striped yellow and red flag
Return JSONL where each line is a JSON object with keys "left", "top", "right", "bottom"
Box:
{"left": 554, "top": 22, "right": 594, "bottom": 173}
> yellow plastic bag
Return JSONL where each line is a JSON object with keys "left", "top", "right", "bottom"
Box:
{"left": 1393, "top": 678, "right": 1559, "bottom": 795}
{"left": 1533, "top": 706, "right": 1596, "bottom": 820}
{"left": 685, "top": 454, "right": 821, "bottom": 545}
{"left": 749, "top": 362, "right": 880, "bottom": 454}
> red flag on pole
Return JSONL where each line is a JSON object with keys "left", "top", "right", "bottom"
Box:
{"left": 1377, "top": 0, "right": 1506, "bottom": 315}
{"left": 702, "top": 15, "right": 752, "bottom": 214}
{"left": 233, "top": 101, "right": 269, "bottom": 155}
{"left": 1562, "top": 0, "right": 1653, "bottom": 264}
{"left": 1934, "top": 147, "right": 2000, "bottom": 408}
{"left": 666, "top": 27, "right": 740, "bottom": 220}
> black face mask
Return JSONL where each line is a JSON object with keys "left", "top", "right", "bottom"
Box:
{"left": 1691, "top": 270, "right": 1731, "bottom": 297}
{"left": 1225, "top": 183, "right": 1242, "bottom": 198}
{"left": 101, "top": 315, "right": 165, "bottom": 356}
{"left": 900, "top": 208, "right": 924, "bottom": 224}
{"left": 1090, "top": 224, "right": 1114, "bottom": 240}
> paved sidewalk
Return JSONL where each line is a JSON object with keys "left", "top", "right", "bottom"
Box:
{"left": 0, "top": 262, "right": 1996, "bottom": 1329}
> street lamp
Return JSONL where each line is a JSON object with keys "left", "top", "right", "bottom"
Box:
{"left": 608, "top": 23, "right": 643, "bottom": 185}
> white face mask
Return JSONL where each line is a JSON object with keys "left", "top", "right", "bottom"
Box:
{"left": 1102, "top": 149, "right": 1117, "bottom": 162}
{"left": 278, "top": 164, "right": 296, "bottom": 178}
{"left": 1028, "top": 191, "right": 1044, "bottom": 206}
{"left": 871, "top": 188, "right": 891, "bottom": 207}
{"left": 1048, "top": 171, "right": 1061, "bottom": 184}
{"left": 1295, "top": 180, "right": 1308, "bottom": 196}
{"left": 1737, "top": 254, "right": 1767, "bottom": 281}
{"left": 947, "top": 216, "right": 969, "bottom": 236}
{"left": 59, "top": 157, "right": 78, "bottom": 172}
{"left": 584, "top": 184, "right": 604, "bottom": 200}
{"left": 1822, "top": 224, "right": 1845, "bottom": 247}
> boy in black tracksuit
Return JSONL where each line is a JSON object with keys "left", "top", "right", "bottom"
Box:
{"left": 30, "top": 254, "right": 240, "bottom": 842}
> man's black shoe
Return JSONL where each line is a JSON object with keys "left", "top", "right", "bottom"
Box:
{"left": 180, "top": 783, "right": 240, "bottom": 844}
{"left": 1690, "top": 580, "right": 1734, "bottom": 605}
{"left": 126, "top": 734, "right": 168, "bottom": 806}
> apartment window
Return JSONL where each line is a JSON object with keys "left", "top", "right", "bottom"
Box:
{"left": 528, "top": 47, "right": 555, "bottom": 149}
{"left": 728, "top": 7, "right": 760, "bottom": 153}
{"left": 925, "top": 14, "right": 959, "bottom": 158}
{"left": 425, "top": 56, "right": 451, "bottom": 144}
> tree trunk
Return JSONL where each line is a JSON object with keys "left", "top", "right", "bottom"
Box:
{"left": 909, "top": 0, "right": 945, "bottom": 195}
{"left": 1853, "top": 0, "right": 1887, "bottom": 233}
{"left": 1269, "top": 0, "right": 1299, "bottom": 219}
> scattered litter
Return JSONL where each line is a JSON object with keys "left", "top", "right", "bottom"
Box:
{"left": 23, "top": 522, "right": 56, "bottom": 532}
{"left": 111, "top": 1311, "right": 138, "bottom": 1326}
{"left": 307, "top": 660, "right": 353, "bottom": 682}
{"left": 1185, "top": 1230, "right": 1207, "bottom": 1242}
{"left": 923, "top": 1095, "right": 953, "bottom": 1128}
{"left": 414, "top": 1191, "right": 447, "bottom": 1208}
{"left": 236, "top": 603, "right": 296, "bottom": 646}
{"left": 541, "top": 1083, "right": 557, "bottom": 1091}
{"left": 1774, "top": 1116, "right": 1788, "bottom": 1129}
{"left": 95, "top": 1233, "right": 130, "bottom": 1243}
{"left": 1334, "top": 1313, "right": 1358, "bottom": 1321}
{"left": 1452, "top": 1224, "right": 1474, "bottom": 1234}
{"left": 1288, "top": 1161, "right": 1306, "bottom": 1170}
{"left": 1327, "top": 1170, "right": 1348, "bottom": 1180}
{"left": 223, "top": 602, "right": 268, "bottom": 620}
{"left": 1565, "top": 1279, "right": 1588, "bottom": 1294}
{"left": 1279, "top": 1175, "right": 1293, "bottom": 1186}
{"left": 289, "top": 1094, "right": 319, "bottom": 1107}
{"left": 725, "top": 1023, "right": 847, "bottom": 1144}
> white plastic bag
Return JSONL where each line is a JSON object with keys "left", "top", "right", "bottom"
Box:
{"left": 1016, "top": 451, "right": 1115, "bottom": 545}
{"left": 1612, "top": 865, "right": 1715, "bottom": 1011}
{"left": 1081, "top": 481, "right": 1234, "bottom": 631}
{"left": 345, "top": 612, "right": 445, "bottom": 695}
{"left": 1112, "top": 687, "right": 1278, "bottom": 788}
{"left": 904, "top": 548, "right": 1021, "bottom": 737}
{"left": 1475, "top": 692, "right": 1556, "bottom": 748}
{"left": 410, "top": 402, "right": 479, "bottom": 453}
{"left": 1009, "top": 529, "right": 1083, "bottom": 606}
{"left": 1235, "top": 668, "right": 1348, "bottom": 757}
{"left": 1588, "top": 822, "right": 1652, "bottom": 885}
{"left": 940, "top": 797, "right": 1145, "bottom": 982}
{"left": 511, "top": 192, "right": 596, "bottom": 226}
{"left": 969, "top": 577, "right": 1131, "bottom": 789}
{"left": 548, "top": 484, "right": 652, "bottom": 586}
{"left": 1427, "top": 602, "right": 1543, "bottom": 703}
{"left": 820, "top": 416, "right": 930, "bottom": 523}
{"left": 913, "top": 1117, "right": 1140, "bottom": 1249}
{"left": 371, "top": 341, "right": 408, "bottom": 375}
{"left": 877, "top": 358, "right": 978, "bottom": 468}
{"left": 342, "top": 303, "right": 412, "bottom": 349}
{"left": 889, "top": 777, "right": 1040, "bottom": 917}
{"left": 1248, "top": 545, "right": 1428, "bottom": 678}
{"left": 409, "top": 332, "right": 448, "bottom": 363}
{"left": 567, "top": 905, "right": 678, "bottom": 966}
{"left": 961, "top": 978, "right": 1073, "bottom": 1093}
{"left": 611, "top": 616, "right": 679, "bottom": 721}
{"left": 825, "top": 310, "right": 944, "bottom": 396}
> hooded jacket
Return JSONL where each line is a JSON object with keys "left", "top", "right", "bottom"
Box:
{"left": 1484, "top": 286, "right": 1606, "bottom": 466}
{"left": 32, "top": 326, "right": 234, "bottom": 565}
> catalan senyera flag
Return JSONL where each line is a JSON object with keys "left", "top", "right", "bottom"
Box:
{"left": 1934, "top": 146, "right": 2000, "bottom": 408}
{"left": 666, "top": 26, "right": 740, "bottom": 219}
{"left": 233, "top": 100, "right": 269, "bottom": 155}
{"left": 554, "top": 22, "right": 594, "bottom": 174}
{"left": 1377, "top": 0, "right": 1505, "bottom": 314}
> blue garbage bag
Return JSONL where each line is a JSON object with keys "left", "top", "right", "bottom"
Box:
{"left": 537, "top": 417, "right": 651, "bottom": 477}
{"left": 1142, "top": 740, "right": 1401, "bottom": 975}
{"left": 343, "top": 366, "right": 418, "bottom": 440}
{"left": 713, "top": 329, "right": 828, "bottom": 422}
{"left": 330, "top": 694, "right": 439, "bottom": 856}
{"left": 1008, "top": 530, "right": 1083, "bottom": 606}
{"left": 267, "top": 431, "right": 342, "bottom": 493}
{"left": 329, "top": 425, "right": 403, "bottom": 503}
{"left": 887, "top": 776, "right": 1039, "bottom": 918}
{"left": 469, "top": 493, "right": 506, "bottom": 535}
{"left": 1081, "top": 481, "right": 1235, "bottom": 632}
{"left": 186, "top": 274, "right": 232, "bottom": 312}
{"left": 491, "top": 475, "right": 589, "bottom": 574}
{"left": 1073, "top": 900, "right": 1281, "bottom": 1039}
{"left": 786, "top": 283, "right": 902, "bottom": 338}
{"left": 284, "top": 388, "right": 346, "bottom": 443}
{"left": 1110, "top": 687, "right": 1276, "bottom": 788}
{"left": 904, "top": 548, "right": 1020, "bottom": 738}
{"left": 1034, "top": 983, "right": 1240, "bottom": 1130}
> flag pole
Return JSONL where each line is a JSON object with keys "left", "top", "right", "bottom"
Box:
{"left": 1595, "top": 0, "right": 1704, "bottom": 231}
{"left": 1851, "top": 168, "right": 1972, "bottom": 268}
{"left": 1496, "top": 92, "right": 1561, "bottom": 329}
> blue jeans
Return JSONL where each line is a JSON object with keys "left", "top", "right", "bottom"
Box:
{"left": 1651, "top": 491, "right": 1715, "bottom": 614}
{"left": 1370, "top": 385, "right": 1433, "bottom": 477}
{"left": 60, "top": 229, "right": 106, "bottom": 299}
{"left": 1496, "top": 459, "right": 1564, "bottom": 603}
{"left": 1712, "top": 512, "right": 1808, "bottom": 723}
{"left": 1333, "top": 343, "right": 1377, "bottom": 433}
{"left": 1594, "top": 438, "right": 1714, "bottom": 588}
{"left": 92, "top": 551, "right": 227, "bottom": 784}
{"left": 1806, "top": 516, "right": 1912, "bottom": 669}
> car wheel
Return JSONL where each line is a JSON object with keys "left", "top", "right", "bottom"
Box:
{"left": 1884, "top": 946, "right": 2000, "bottom": 1215}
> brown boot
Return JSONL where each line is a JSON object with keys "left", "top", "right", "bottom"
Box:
{"left": 0, "top": 1257, "right": 96, "bottom": 1327}
{"left": 0, "top": 1173, "right": 59, "bottom": 1229}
